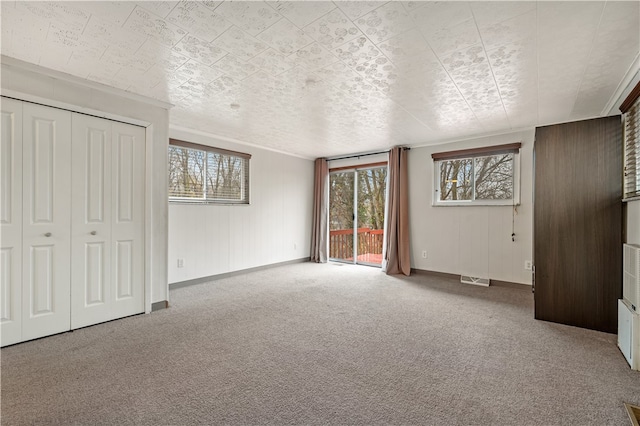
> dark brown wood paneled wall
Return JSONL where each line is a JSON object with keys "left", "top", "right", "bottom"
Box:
{"left": 534, "top": 116, "right": 622, "bottom": 334}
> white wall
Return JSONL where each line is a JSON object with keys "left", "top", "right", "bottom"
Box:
{"left": 408, "top": 130, "right": 534, "bottom": 285}
{"left": 1, "top": 58, "right": 170, "bottom": 306}
{"left": 168, "top": 128, "right": 314, "bottom": 284}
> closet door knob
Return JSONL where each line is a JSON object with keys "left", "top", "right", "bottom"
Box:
{"left": 90, "top": 231, "right": 97, "bottom": 235}
{"left": 44, "top": 232, "right": 52, "bottom": 237}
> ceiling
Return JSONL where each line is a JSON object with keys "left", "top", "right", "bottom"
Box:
{"left": 2, "top": 1, "right": 639, "bottom": 158}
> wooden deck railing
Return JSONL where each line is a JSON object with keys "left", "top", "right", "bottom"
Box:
{"left": 329, "top": 228, "right": 384, "bottom": 261}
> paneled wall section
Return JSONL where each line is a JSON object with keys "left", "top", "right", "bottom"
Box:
{"left": 408, "top": 130, "right": 534, "bottom": 285}
{"left": 168, "top": 129, "right": 314, "bottom": 284}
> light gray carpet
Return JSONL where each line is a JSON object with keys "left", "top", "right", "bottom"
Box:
{"left": 1, "top": 262, "right": 638, "bottom": 425}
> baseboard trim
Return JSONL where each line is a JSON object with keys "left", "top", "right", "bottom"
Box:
{"left": 491, "top": 279, "right": 531, "bottom": 290}
{"left": 411, "top": 268, "right": 531, "bottom": 290}
{"left": 151, "top": 301, "right": 168, "bottom": 311}
{"left": 169, "top": 257, "right": 311, "bottom": 290}
{"left": 411, "top": 268, "right": 459, "bottom": 280}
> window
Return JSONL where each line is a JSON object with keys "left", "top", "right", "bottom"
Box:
{"left": 621, "top": 81, "right": 640, "bottom": 200}
{"left": 432, "top": 143, "right": 521, "bottom": 206}
{"left": 168, "top": 139, "right": 250, "bottom": 204}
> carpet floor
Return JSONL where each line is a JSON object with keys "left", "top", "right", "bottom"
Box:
{"left": 1, "top": 262, "right": 639, "bottom": 425}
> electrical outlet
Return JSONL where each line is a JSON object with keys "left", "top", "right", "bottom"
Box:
{"left": 524, "top": 260, "right": 532, "bottom": 270}
{"left": 421, "top": 250, "right": 427, "bottom": 259}
{"left": 293, "top": 243, "right": 297, "bottom": 250}
{"left": 177, "top": 258, "right": 184, "bottom": 268}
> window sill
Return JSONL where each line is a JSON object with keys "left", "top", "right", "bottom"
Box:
{"left": 169, "top": 198, "right": 250, "bottom": 206}
{"left": 623, "top": 196, "right": 640, "bottom": 203}
{"left": 432, "top": 201, "right": 521, "bottom": 207}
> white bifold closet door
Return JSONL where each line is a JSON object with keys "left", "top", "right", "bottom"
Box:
{"left": 70, "top": 113, "right": 145, "bottom": 329}
{"left": 0, "top": 99, "right": 145, "bottom": 346}
{"left": 22, "top": 103, "right": 73, "bottom": 341}
{"left": 1, "top": 98, "right": 24, "bottom": 346}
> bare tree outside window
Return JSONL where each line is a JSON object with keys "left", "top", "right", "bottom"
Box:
{"left": 439, "top": 159, "right": 472, "bottom": 201}
{"left": 168, "top": 146, "right": 204, "bottom": 198}
{"left": 168, "top": 144, "right": 249, "bottom": 203}
{"left": 475, "top": 154, "right": 513, "bottom": 200}
{"left": 437, "top": 154, "right": 514, "bottom": 202}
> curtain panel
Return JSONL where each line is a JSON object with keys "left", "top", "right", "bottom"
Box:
{"left": 384, "top": 147, "right": 411, "bottom": 275}
{"left": 310, "top": 158, "right": 329, "bottom": 263}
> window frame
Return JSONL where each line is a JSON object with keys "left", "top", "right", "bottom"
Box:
{"left": 432, "top": 143, "right": 521, "bottom": 207}
{"left": 620, "top": 81, "right": 640, "bottom": 201}
{"left": 168, "top": 138, "right": 251, "bottom": 205}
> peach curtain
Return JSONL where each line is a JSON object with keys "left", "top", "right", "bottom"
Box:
{"left": 384, "top": 147, "right": 411, "bottom": 275}
{"left": 310, "top": 158, "right": 329, "bottom": 263}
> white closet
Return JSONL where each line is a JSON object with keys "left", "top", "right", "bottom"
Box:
{"left": 1, "top": 98, "right": 145, "bottom": 346}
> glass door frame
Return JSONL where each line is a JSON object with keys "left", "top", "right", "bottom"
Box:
{"left": 329, "top": 163, "right": 388, "bottom": 267}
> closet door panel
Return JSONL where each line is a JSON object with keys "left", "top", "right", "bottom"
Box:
{"left": 1, "top": 98, "right": 23, "bottom": 346}
{"left": 22, "top": 103, "right": 71, "bottom": 340}
{"left": 71, "top": 113, "right": 113, "bottom": 329}
{"left": 110, "top": 122, "right": 144, "bottom": 319}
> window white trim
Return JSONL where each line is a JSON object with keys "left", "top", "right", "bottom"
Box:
{"left": 168, "top": 139, "right": 250, "bottom": 205}
{"left": 432, "top": 147, "right": 521, "bottom": 207}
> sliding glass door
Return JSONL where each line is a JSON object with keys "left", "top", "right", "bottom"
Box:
{"left": 329, "top": 166, "right": 387, "bottom": 266}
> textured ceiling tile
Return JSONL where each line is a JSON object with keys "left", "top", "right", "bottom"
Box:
{"left": 358, "top": 60, "right": 398, "bottom": 95}
{"left": 134, "top": 1, "right": 179, "bottom": 19}
{"left": 101, "top": 44, "right": 154, "bottom": 74}
{"left": 487, "top": 41, "right": 537, "bottom": 113}
{"left": 67, "top": 54, "right": 120, "bottom": 80}
{"left": 377, "top": 28, "right": 430, "bottom": 65}
{"left": 471, "top": 1, "right": 536, "bottom": 29}
{"left": 120, "top": 66, "right": 167, "bottom": 91}
{"left": 422, "top": 18, "right": 482, "bottom": 57}
{"left": 74, "top": 1, "right": 136, "bottom": 26}
{"left": 16, "top": 1, "right": 90, "bottom": 32}
{"left": 303, "top": 8, "right": 363, "bottom": 50}
{"left": 279, "top": 66, "right": 323, "bottom": 89}
{"left": 241, "top": 70, "right": 280, "bottom": 93}
{"left": 449, "top": 61, "right": 498, "bottom": 95}
{"left": 123, "top": 6, "right": 187, "bottom": 47}
{"left": 209, "top": 75, "right": 243, "bottom": 93}
{"left": 47, "top": 23, "right": 107, "bottom": 61}
{"left": 3, "top": 0, "right": 639, "bottom": 158}
{"left": 83, "top": 16, "right": 148, "bottom": 53}
{"left": 174, "top": 59, "right": 225, "bottom": 84}
{"left": 355, "top": 2, "right": 414, "bottom": 44}
{"left": 336, "top": 76, "right": 388, "bottom": 104}
{"left": 440, "top": 44, "right": 487, "bottom": 73}
{"left": 334, "top": 36, "right": 385, "bottom": 68}
{"left": 537, "top": 2, "right": 604, "bottom": 122}
{"left": 288, "top": 42, "right": 339, "bottom": 71}
{"left": 479, "top": 10, "right": 536, "bottom": 52}
{"left": 268, "top": 1, "right": 336, "bottom": 28}
{"left": 335, "top": 1, "right": 385, "bottom": 21}
{"left": 38, "top": 49, "right": 73, "bottom": 74}
{"left": 400, "top": 2, "right": 426, "bottom": 13}
{"left": 165, "top": 1, "right": 232, "bottom": 42}
{"left": 257, "top": 18, "right": 313, "bottom": 55}
{"left": 248, "top": 48, "right": 294, "bottom": 76}
{"left": 571, "top": 1, "right": 640, "bottom": 118}
{"left": 212, "top": 54, "right": 259, "bottom": 80}
{"left": 215, "top": 1, "right": 282, "bottom": 36}
{"left": 213, "top": 26, "right": 269, "bottom": 60}
{"left": 2, "top": 5, "right": 49, "bottom": 46}
{"left": 315, "top": 61, "right": 362, "bottom": 85}
{"left": 411, "top": 2, "right": 473, "bottom": 33}
{"left": 137, "top": 39, "right": 190, "bottom": 71}
{"left": 172, "top": 35, "right": 227, "bottom": 65}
